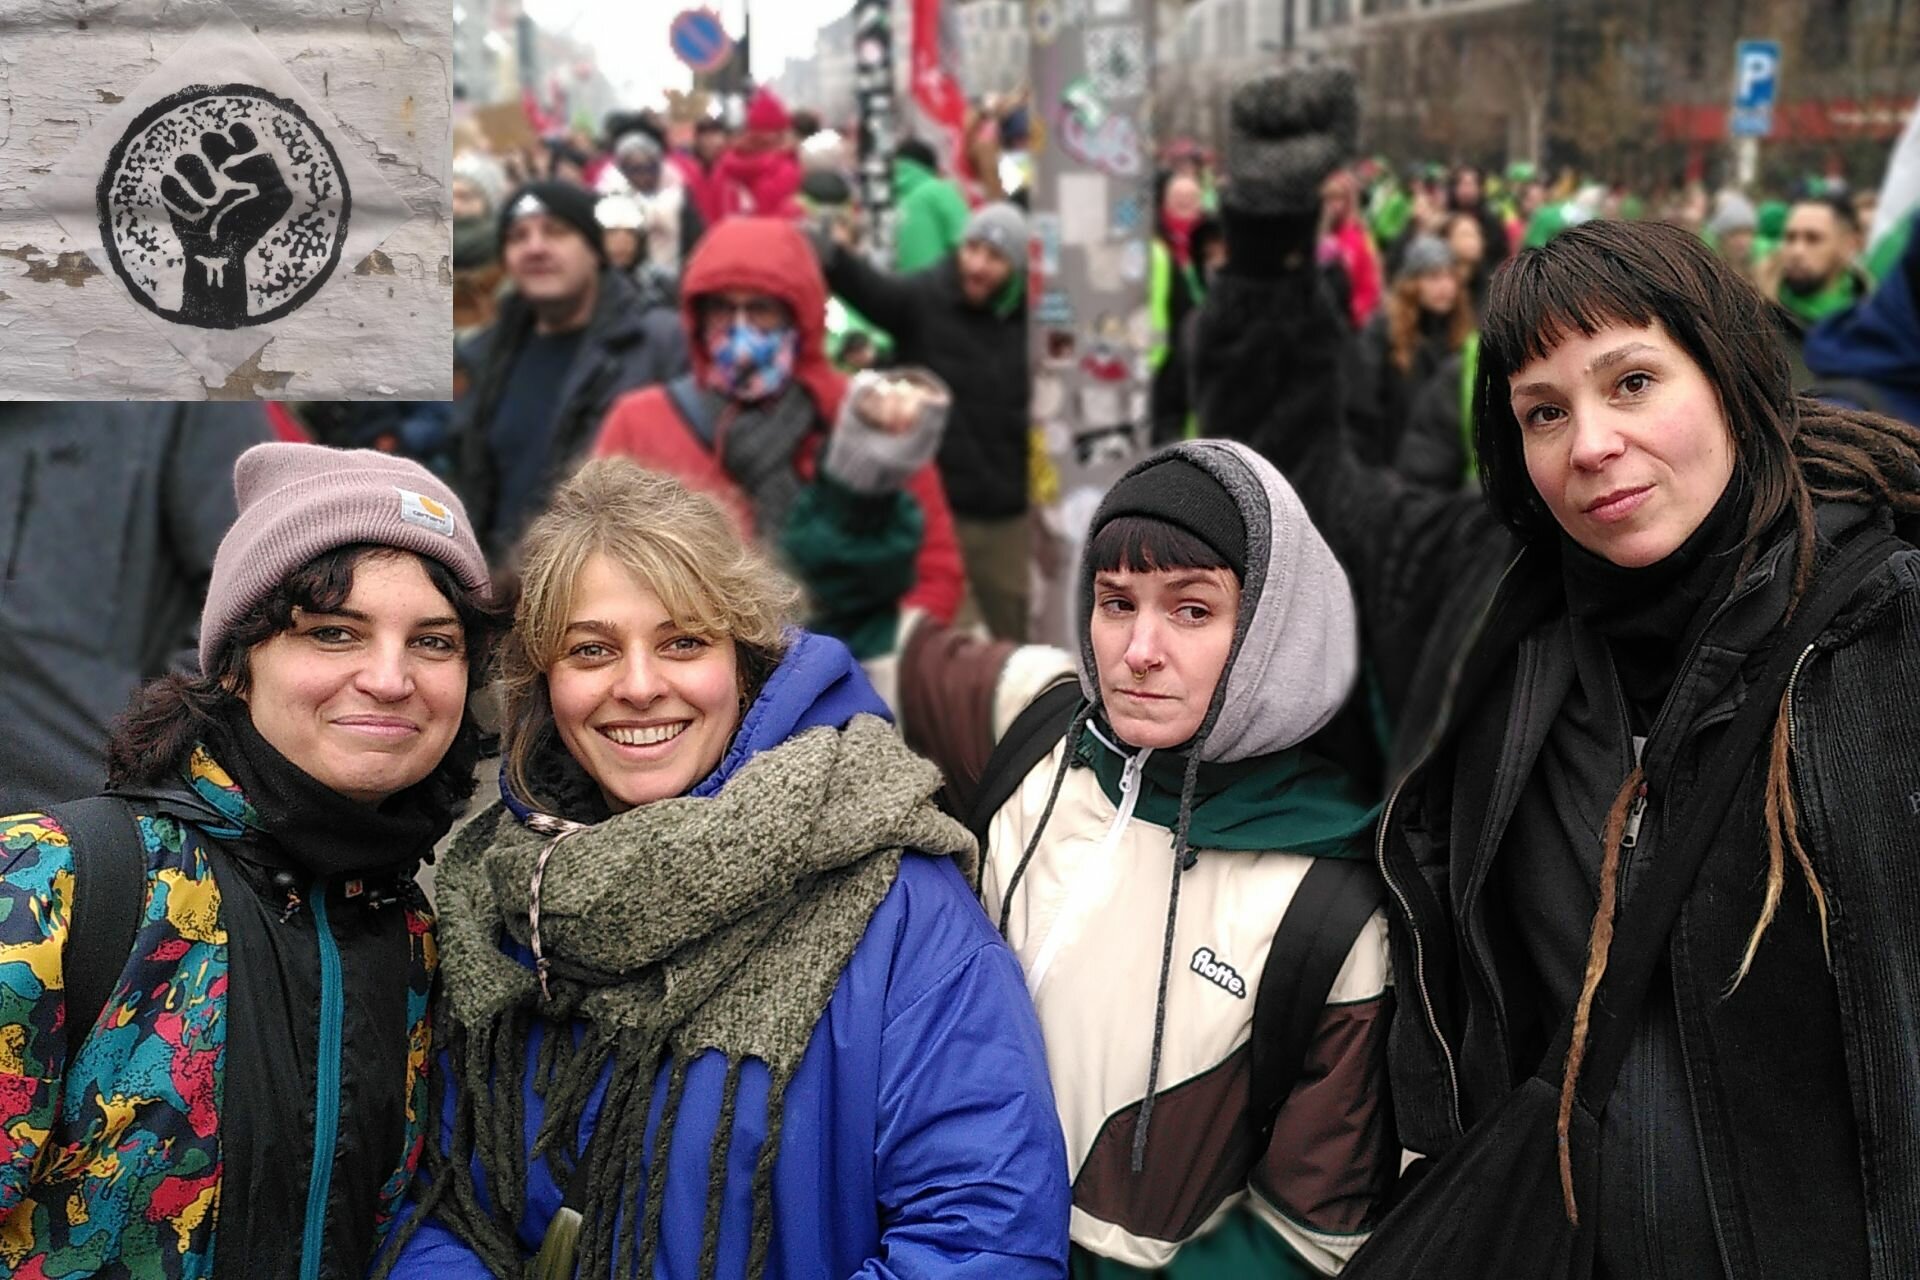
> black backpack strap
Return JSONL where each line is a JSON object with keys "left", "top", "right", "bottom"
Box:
{"left": 1247, "top": 857, "right": 1385, "bottom": 1143}
{"left": 665, "top": 373, "right": 719, "bottom": 448}
{"left": 964, "top": 679, "right": 1085, "bottom": 851}
{"left": 43, "top": 796, "right": 147, "bottom": 1070}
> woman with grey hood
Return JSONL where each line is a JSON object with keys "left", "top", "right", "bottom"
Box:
{"left": 887, "top": 438, "right": 1398, "bottom": 1280}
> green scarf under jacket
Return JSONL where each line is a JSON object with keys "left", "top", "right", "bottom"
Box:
{"left": 1076, "top": 723, "right": 1380, "bottom": 858}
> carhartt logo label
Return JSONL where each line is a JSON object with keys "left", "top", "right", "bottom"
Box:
{"left": 396, "top": 488, "right": 455, "bottom": 538}
{"left": 1190, "top": 947, "right": 1247, "bottom": 999}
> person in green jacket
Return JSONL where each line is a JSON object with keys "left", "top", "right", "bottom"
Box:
{"left": 894, "top": 137, "right": 972, "bottom": 274}
{"left": 1765, "top": 195, "right": 1874, "bottom": 326}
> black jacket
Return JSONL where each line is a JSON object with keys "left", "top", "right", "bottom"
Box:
{"left": 1349, "top": 310, "right": 1455, "bottom": 469}
{"left": 1198, "top": 255, "right": 1920, "bottom": 1279}
{"left": 1393, "top": 351, "right": 1473, "bottom": 493}
{"left": 452, "top": 268, "right": 688, "bottom": 555}
{"left": 815, "top": 240, "right": 1030, "bottom": 519}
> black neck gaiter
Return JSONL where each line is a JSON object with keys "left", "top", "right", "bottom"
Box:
{"left": 202, "top": 700, "right": 449, "bottom": 879}
{"left": 1559, "top": 469, "right": 1753, "bottom": 724}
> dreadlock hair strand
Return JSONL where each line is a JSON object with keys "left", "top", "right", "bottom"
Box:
{"left": 1556, "top": 764, "right": 1644, "bottom": 1226}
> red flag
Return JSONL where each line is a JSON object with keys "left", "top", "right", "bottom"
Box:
{"left": 910, "top": 0, "right": 969, "bottom": 186}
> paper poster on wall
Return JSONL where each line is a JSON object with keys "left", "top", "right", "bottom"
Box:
{"left": 99, "top": 85, "right": 351, "bottom": 329}
{"left": 1059, "top": 172, "right": 1109, "bottom": 245}
{"left": 30, "top": 4, "right": 411, "bottom": 384}
{"left": 1086, "top": 242, "right": 1124, "bottom": 291}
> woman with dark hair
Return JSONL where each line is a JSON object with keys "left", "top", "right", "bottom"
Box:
{"left": 1204, "top": 67, "right": 1920, "bottom": 1280}
{"left": 0, "top": 444, "right": 505, "bottom": 1277}
{"left": 379, "top": 459, "right": 1069, "bottom": 1280}
{"left": 1350, "top": 234, "right": 1475, "bottom": 467}
{"left": 1446, "top": 163, "right": 1511, "bottom": 264}
{"left": 887, "top": 438, "right": 1399, "bottom": 1280}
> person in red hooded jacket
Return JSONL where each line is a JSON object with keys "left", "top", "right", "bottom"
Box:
{"left": 595, "top": 216, "right": 967, "bottom": 657}
{"left": 711, "top": 88, "right": 806, "bottom": 221}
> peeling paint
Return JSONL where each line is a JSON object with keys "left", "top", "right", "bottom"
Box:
{"left": 0, "top": 243, "right": 102, "bottom": 287}
{"left": 204, "top": 346, "right": 294, "bottom": 398}
{"left": 354, "top": 249, "right": 396, "bottom": 275}
{"left": 0, "top": 291, "right": 11, "bottom": 303}
{"left": 437, "top": 254, "right": 451, "bottom": 285}
{"left": 95, "top": 89, "right": 123, "bottom": 104}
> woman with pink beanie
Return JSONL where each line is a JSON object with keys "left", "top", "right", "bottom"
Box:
{"left": 0, "top": 443, "right": 507, "bottom": 1278}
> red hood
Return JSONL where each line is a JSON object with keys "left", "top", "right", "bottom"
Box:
{"left": 679, "top": 217, "right": 845, "bottom": 421}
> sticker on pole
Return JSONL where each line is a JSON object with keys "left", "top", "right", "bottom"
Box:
{"left": 96, "top": 85, "right": 350, "bottom": 329}
{"left": 671, "top": 9, "right": 735, "bottom": 74}
{"left": 1085, "top": 25, "right": 1148, "bottom": 101}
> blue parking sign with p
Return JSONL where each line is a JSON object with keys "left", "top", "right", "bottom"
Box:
{"left": 1731, "top": 40, "right": 1780, "bottom": 137}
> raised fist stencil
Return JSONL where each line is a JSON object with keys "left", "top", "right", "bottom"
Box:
{"left": 157, "top": 123, "right": 296, "bottom": 325}
{"left": 98, "top": 84, "right": 351, "bottom": 329}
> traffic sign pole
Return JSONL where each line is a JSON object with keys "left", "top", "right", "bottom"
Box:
{"left": 1728, "top": 38, "right": 1779, "bottom": 191}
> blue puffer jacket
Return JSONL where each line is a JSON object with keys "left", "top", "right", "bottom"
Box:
{"left": 386, "top": 632, "right": 1071, "bottom": 1278}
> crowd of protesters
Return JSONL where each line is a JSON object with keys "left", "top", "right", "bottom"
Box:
{"left": 1, "top": 57, "right": 1918, "bottom": 1280}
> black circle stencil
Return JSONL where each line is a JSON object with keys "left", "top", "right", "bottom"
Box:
{"left": 96, "top": 83, "right": 352, "bottom": 329}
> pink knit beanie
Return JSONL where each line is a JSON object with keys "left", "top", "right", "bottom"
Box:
{"left": 200, "top": 443, "right": 491, "bottom": 673}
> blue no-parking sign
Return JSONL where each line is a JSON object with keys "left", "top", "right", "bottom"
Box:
{"left": 1731, "top": 39, "right": 1780, "bottom": 138}
{"left": 671, "top": 9, "right": 734, "bottom": 75}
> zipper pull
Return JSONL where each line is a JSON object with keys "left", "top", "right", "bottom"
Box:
{"left": 1621, "top": 783, "right": 1649, "bottom": 850}
{"left": 1119, "top": 753, "right": 1142, "bottom": 796}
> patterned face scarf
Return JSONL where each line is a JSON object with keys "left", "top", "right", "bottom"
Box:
{"left": 703, "top": 321, "right": 797, "bottom": 402}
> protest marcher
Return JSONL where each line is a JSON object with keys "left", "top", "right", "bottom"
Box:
{"left": 0, "top": 443, "right": 504, "bottom": 1276}
{"left": 885, "top": 438, "right": 1398, "bottom": 1279}
{"left": 1198, "top": 66, "right": 1920, "bottom": 1280}
{"left": 1349, "top": 234, "right": 1474, "bottom": 468}
{"left": 452, "top": 180, "right": 688, "bottom": 557}
{"left": 1759, "top": 195, "right": 1873, "bottom": 328}
{"left": 1803, "top": 207, "right": 1920, "bottom": 425}
{"left": 595, "top": 216, "right": 967, "bottom": 650}
{"left": 378, "top": 459, "right": 1071, "bottom": 1279}
{"left": 813, "top": 203, "right": 1033, "bottom": 639}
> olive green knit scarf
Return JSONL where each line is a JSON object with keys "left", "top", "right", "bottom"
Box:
{"left": 384, "top": 714, "right": 975, "bottom": 1279}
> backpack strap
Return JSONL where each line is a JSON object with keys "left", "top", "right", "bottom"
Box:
{"left": 665, "top": 373, "right": 719, "bottom": 448}
{"left": 1247, "top": 857, "right": 1385, "bottom": 1144}
{"left": 43, "top": 796, "right": 147, "bottom": 1071}
{"left": 964, "top": 679, "right": 1085, "bottom": 851}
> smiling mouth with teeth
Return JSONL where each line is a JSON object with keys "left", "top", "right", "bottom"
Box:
{"left": 603, "top": 722, "right": 690, "bottom": 747}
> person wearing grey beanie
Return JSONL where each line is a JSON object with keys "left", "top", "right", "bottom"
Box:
{"left": 813, "top": 191, "right": 1033, "bottom": 639}
{"left": 964, "top": 201, "right": 1030, "bottom": 268}
{"left": 1706, "top": 189, "right": 1761, "bottom": 281}
{"left": 0, "top": 441, "right": 511, "bottom": 1277}
{"left": 881, "top": 437, "right": 1395, "bottom": 1276}
{"left": 1396, "top": 232, "right": 1454, "bottom": 281}
{"left": 1352, "top": 227, "right": 1473, "bottom": 468}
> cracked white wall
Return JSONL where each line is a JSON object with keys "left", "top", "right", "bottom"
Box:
{"left": 0, "top": 0, "right": 451, "bottom": 399}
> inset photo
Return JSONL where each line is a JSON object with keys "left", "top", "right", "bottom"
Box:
{"left": 3, "top": 1, "right": 449, "bottom": 399}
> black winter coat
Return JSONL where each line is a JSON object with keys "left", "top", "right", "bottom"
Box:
{"left": 452, "top": 268, "right": 687, "bottom": 554}
{"left": 1198, "top": 256, "right": 1920, "bottom": 1279}
{"left": 815, "top": 241, "right": 1030, "bottom": 519}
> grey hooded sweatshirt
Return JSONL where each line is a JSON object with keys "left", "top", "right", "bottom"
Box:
{"left": 892, "top": 439, "right": 1397, "bottom": 1275}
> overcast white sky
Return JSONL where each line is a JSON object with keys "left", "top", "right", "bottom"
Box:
{"left": 522, "top": 0, "right": 851, "bottom": 107}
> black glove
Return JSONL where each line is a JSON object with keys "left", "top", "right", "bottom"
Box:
{"left": 1222, "top": 68, "right": 1359, "bottom": 276}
